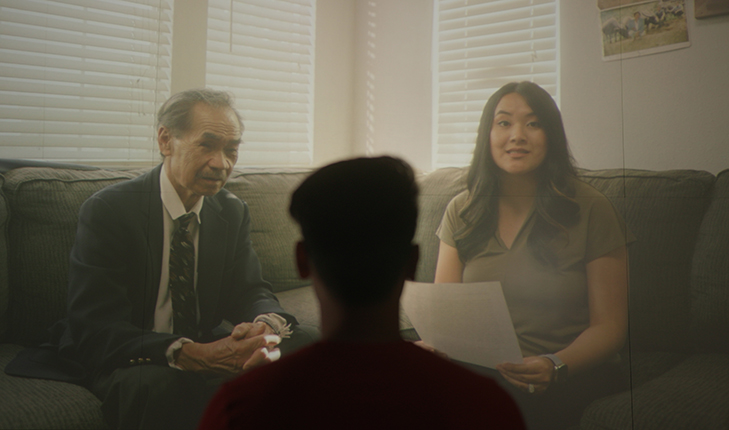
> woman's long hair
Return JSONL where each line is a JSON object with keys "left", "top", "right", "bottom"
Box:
{"left": 454, "top": 81, "right": 579, "bottom": 265}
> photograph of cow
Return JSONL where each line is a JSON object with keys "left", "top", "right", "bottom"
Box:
{"left": 600, "top": 0, "right": 689, "bottom": 61}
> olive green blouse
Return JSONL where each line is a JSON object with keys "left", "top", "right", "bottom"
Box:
{"left": 437, "top": 178, "right": 635, "bottom": 358}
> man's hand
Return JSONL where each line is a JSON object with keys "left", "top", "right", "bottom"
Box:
{"left": 231, "top": 321, "right": 274, "bottom": 340}
{"left": 175, "top": 333, "right": 281, "bottom": 377}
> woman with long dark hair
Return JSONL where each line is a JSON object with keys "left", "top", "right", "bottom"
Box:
{"left": 434, "top": 81, "right": 634, "bottom": 429}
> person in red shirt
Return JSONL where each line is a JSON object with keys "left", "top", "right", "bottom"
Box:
{"left": 199, "top": 156, "right": 526, "bottom": 429}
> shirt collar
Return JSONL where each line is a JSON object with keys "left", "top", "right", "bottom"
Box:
{"left": 159, "top": 166, "right": 204, "bottom": 224}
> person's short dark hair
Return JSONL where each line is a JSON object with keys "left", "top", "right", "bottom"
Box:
{"left": 156, "top": 88, "right": 243, "bottom": 137}
{"left": 289, "top": 156, "right": 418, "bottom": 308}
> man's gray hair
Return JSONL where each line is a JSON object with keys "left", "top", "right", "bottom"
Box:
{"left": 156, "top": 88, "right": 243, "bottom": 136}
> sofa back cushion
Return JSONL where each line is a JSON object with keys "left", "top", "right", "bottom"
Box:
{"left": 3, "top": 166, "right": 313, "bottom": 344}
{"left": 0, "top": 174, "right": 8, "bottom": 341}
{"left": 413, "top": 167, "right": 467, "bottom": 282}
{"left": 579, "top": 169, "right": 715, "bottom": 353}
{"left": 224, "top": 169, "right": 311, "bottom": 293}
{"left": 3, "top": 167, "right": 144, "bottom": 345}
{"left": 691, "top": 169, "right": 729, "bottom": 353}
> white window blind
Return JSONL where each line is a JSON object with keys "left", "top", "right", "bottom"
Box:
{"left": 433, "top": 0, "right": 558, "bottom": 169}
{"left": 0, "top": 0, "right": 173, "bottom": 165}
{"left": 206, "top": 0, "right": 315, "bottom": 167}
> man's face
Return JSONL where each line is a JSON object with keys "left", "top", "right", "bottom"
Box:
{"left": 158, "top": 102, "right": 241, "bottom": 209}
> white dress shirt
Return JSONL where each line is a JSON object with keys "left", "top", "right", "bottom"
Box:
{"left": 155, "top": 167, "right": 204, "bottom": 335}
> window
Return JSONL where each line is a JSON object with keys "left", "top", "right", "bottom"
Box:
{"left": 433, "top": 0, "right": 558, "bottom": 169}
{"left": 0, "top": 0, "right": 173, "bottom": 166}
{"left": 0, "top": 0, "right": 316, "bottom": 168}
{"left": 206, "top": 0, "right": 316, "bottom": 167}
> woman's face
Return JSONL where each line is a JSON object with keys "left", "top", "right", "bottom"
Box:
{"left": 489, "top": 92, "right": 547, "bottom": 178}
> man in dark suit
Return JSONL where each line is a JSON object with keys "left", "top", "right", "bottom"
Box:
{"left": 51, "top": 89, "right": 313, "bottom": 429}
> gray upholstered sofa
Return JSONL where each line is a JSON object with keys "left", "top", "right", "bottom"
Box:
{"left": 1, "top": 161, "right": 727, "bottom": 429}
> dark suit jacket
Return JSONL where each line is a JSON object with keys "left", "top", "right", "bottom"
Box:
{"left": 50, "top": 164, "right": 295, "bottom": 376}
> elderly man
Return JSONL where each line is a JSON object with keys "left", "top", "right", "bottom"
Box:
{"left": 199, "top": 157, "right": 526, "bottom": 429}
{"left": 31, "top": 89, "right": 313, "bottom": 429}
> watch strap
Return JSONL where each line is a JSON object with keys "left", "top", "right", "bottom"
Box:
{"left": 541, "top": 353, "right": 568, "bottom": 383}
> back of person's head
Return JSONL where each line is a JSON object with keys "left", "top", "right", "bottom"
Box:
{"left": 289, "top": 156, "right": 418, "bottom": 308}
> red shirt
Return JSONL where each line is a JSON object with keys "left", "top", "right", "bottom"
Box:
{"left": 199, "top": 340, "right": 525, "bottom": 429}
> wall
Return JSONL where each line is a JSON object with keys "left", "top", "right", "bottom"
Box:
{"left": 560, "top": 0, "right": 729, "bottom": 174}
{"left": 170, "top": 0, "right": 208, "bottom": 93}
{"left": 313, "top": 0, "right": 356, "bottom": 166}
{"left": 351, "top": 0, "right": 433, "bottom": 172}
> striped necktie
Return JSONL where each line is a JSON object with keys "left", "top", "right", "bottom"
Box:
{"left": 169, "top": 212, "right": 198, "bottom": 339}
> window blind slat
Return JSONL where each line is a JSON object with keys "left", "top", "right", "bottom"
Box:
{"left": 0, "top": 39, "right": 171, "bottom": 70}
{"left": 206, "top": 56, "right": 312, "bottom": 80}
{"left": 438, "top": 58, "right": 557, "bottom": 84}
{"left": 2, "top": 25, "right": 170, "bottom": 57}
{"left": 440, "top": 8, "right": 554, "bottom": 34}
{"left": 0, "top": 119, "right": 152, "bottom": 137}
{"left": 0, "top": 49, "right": 170, "bottom": 76}
{"left": 439, "top": 27, "right": 555, "bottom": 53}
{"left": 2, "top": 7, "right": 171, "bottom": 43}
{"left": 439, "top": 0, "right": 554, "bottom": 17}
{"left": 439, "top": 39, "right": 555, "bottom": 68}
{"left": 3, "top": 133, "right": 154, "bottom": 148}
{"left": 205, "top": 75, "right": 311, "bottom": 95}
{"left": 0, "top": 64, "right": 168, "bottom": 92}
{"left": 0, "top": 81, "right": 168, "bottom": 102}
{"left": 2, "top": 0, "right": 171, "bottom": 29}
{"left": 206, "top": 38, "right": 312, "bottom": 63}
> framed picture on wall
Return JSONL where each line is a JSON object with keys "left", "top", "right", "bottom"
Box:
{"left": 598, "top": 0, "right": 690, "bottom": 61}
{"left": 695, "top": 0, "right": 729, "bottom": 18}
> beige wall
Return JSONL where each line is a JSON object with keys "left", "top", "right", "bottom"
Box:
{"left": 312, "top": 0, "right": 356, "bottom": 166}
{"left": 170, "top": 0, "right": 208, "bottom": 94}
{"left": 351, "top": 0, "right": 433, "bottom": 171}
{"left": 560, "top": 0, "right": 729, "bottom": 174}
{"left": 313, "top": 0, "right": 433, "bottom": 171}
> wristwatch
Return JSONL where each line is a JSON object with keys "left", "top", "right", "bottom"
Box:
{"left": 541, "top": 354, "right": 568, "bottom": 383}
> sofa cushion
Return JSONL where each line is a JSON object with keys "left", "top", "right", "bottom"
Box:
{"left": 275, "top": 285, "right": 320, "bottom": 328}
{"left": 691, "top": 169, "right": 729, "bottom": 353}
{"left": 579, "top": 169, "right": 715, "bottom": 353}
{"left": 0, "top": 344, "right": 108, "bottom": 429}
{"left": 413, "top": 167, "right": 467, "bottom": 282}
{"left": 3, "top": 167, "right": 144, "bottom": 345}
{"left": 0, "top": 173, "right": 8, "bottom": 341}
{"left": 224, "top": 168, "right": 312, "bottom": 293}
{"left": 580, "top": 353, "right": 729, "bottom": 430}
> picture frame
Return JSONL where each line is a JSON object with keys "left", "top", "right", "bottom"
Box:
{"left": 598, "top": 0, "right": 690, "bottom": 61}
{"left": 695, "top": 0, "right": 729, "bottom": 18}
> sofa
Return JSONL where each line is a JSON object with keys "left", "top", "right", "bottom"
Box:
{"left": 0, "top": 161, "right": 727, "bottom": 429}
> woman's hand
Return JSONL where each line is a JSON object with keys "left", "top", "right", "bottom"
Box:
{"left": 496, "top": 356, "right": 554, "bottom": 395}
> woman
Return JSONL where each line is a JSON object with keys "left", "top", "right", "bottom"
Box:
{"left": 434, "top": 81, "right": 634, "bottom": 429}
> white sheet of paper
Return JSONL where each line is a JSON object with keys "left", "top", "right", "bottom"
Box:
{"left": 401, "top": 281, "right": 523, "bottom": 369}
